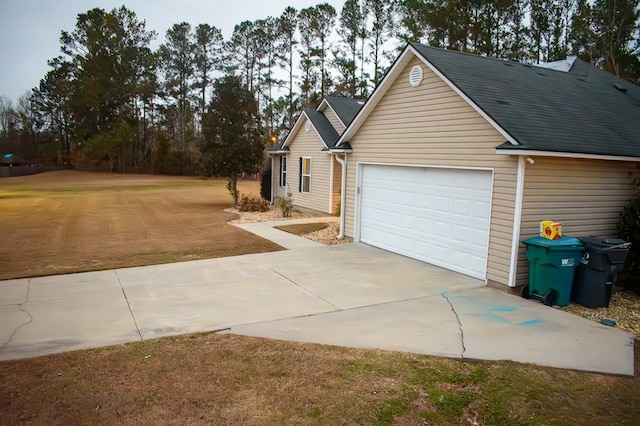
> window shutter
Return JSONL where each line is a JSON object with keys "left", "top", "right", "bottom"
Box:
{"left": 279, "top": 157, "right": 283, "bottom": 187}
{"left": 298, "top": 157, "right": 302, "bottom": 192}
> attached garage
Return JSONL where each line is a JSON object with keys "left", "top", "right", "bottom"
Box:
{"left": 357, "top": 165, "right": 493, "bottom": 280}
{"left": 329, "top": 43, "right": 639, "bottom": 290}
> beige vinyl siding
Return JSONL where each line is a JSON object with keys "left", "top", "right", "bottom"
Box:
{"left": 284, "top": 122, "right": 333, "bottom": 214}
{"left": 343, "top": 55, "right": 518, "bottom": 286}
{"left": 273, "top": 154, "right": 289, "bottom": 201}
{"left": 516, "top": 157, "right": 639, "bottom": 285}
{"left": 323, "top": 107, "right": 346, "bottom": 134}
{"left": 331, "top": 156, "right": 342, "bottom": 214}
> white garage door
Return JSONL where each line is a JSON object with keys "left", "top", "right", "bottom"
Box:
{"left": 359, "top": 165, "right": 492, "bottom": 280}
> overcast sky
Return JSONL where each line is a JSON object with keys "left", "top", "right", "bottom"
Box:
{"left": 0, "top": 0, "right": 345, "bottom": 102}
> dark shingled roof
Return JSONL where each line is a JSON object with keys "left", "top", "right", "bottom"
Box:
{"left": 266, "top": 143, "right": 287, "bottom": 152}
{"left": 411, "top": 43, "right": 640, "bottom": 158}
{"left": 0, "top": 154, "right": 31, "bottom": 165}
{"left": 323, "top": 97, "right": 364, "bottom": 127}
{"left": 304, "top": 109, "right": 340, "bottom": 148}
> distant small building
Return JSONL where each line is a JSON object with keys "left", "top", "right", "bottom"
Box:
{"left": 0, "top": 153, "right": 31, "bottom": 167}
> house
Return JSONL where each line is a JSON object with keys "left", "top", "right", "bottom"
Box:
{"left": 329, "top": 43, "right": 639, "bottom": 289}
{"left": 1, "top": 153, "right": 31, "bottom": 167}
{"left": 268, "top": 97, "right": 364, "bottom": 214}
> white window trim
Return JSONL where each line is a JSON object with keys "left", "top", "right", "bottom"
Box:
{"left": 301, "top": 157, "right": 311, "bottom": 194}
{"left": 280, "top": 156, "right": 287, "bottom": 187}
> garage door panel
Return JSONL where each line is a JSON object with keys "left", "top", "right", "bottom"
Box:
{"left": 431, "top": 243, "right": 451, "bottom": 264}
{"left": 451, "top": 224, "right": 472, "bottom": 242}
{"left": 360, "top": 165, "right": 491, "bottom": 280}
{"left": 432, "top": 220, "right": 450, "bottom": 238}
{"left": 474, "top": 200, "right": 491, "bottom": 216}
{"left": 417, "top": 194, "right": 434, "bottom": 208}
{"left": 435, "top": 196, "right": 452, "bottom": 212}
{"left": 389, "top": 191, "right": 403, "bottom": 204}
{"left": 453, "top": 199, "right": 472, "bottom": 216}
{"left": 451, "top": 252, "right": 469, "bottom": 269}
{"left": 416, "top": 218, "right": 432, "bottom": 233}
{"left": 400, "top": 214, "right": 415, "bottom": 228}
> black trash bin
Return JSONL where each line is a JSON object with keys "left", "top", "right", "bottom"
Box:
{"left": 571, "top": 237, "right": 631, "bottom": 308}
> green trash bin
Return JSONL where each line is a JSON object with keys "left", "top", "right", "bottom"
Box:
{"left": 521, "top": 236, "right": 584, "bottom": 306}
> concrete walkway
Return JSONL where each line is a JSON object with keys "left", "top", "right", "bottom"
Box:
{"left": 0, "top": 219, "right": 635, "bottom": 376}
{"left": 231, "top": 216, "right": 335, "bottom": 249}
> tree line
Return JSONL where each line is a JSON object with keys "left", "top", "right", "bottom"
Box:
{"left": 0, "top": 0, "right": 637, "bottom": 176}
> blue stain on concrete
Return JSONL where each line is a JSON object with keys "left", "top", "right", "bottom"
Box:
{"left": 441, "top": 294, "right": 540, "bottom": 326}
{"left": 487, "top": 306, "right": 541, "bottom": 326}
{"left": 441, "top": 291, "right": 471, "bottom": 299}
{"left": 491, "top": 306, "right": 516, "bottom": 313}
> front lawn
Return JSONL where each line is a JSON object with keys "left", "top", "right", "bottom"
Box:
{"left": 0, "top": 171, "right": 281, "bottom": 280}
{"left": 1, "top": 333, "right": 638, "bottom": 425}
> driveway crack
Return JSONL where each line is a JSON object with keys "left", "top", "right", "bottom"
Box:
{"left": 442, "top": 292, "right": 465, "bottom": 359}
{"left": 0, "top": 278, "right": 34, "bottom": 351}
{"left": 115, "top": 271, "right": 143, "bottom": 341}
{"left": 247, "top": 256, "right": 340, "bottom": 310}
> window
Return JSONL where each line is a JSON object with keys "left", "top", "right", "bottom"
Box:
{"left": 299, "top": 157, "right": 311, "bottom": 193}
{"left": 279, "top": 157, "right": 287, "bottom": 187}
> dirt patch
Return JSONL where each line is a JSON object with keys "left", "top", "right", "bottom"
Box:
{"left": 0, "top": 171, "right": 282, "bottom": 280}
{"left": 275, "top": 223, "right": 329, "bottom": 235}
{"left": 229, "top": 207, "right": 350, "bottom": 246}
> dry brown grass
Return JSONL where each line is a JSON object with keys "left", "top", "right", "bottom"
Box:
{"left": 274, "top": 222, "right": 330, "bottom": 235}
{"left": 0, "top": 333, "right": 638, "bottom": 425}
{"left": 0, "top": 171, "right": 281, "bottom": 280}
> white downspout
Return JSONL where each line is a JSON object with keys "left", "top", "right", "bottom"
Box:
{"left": 336, "top": 153, "right": 347, "bottom": 240}
{"left": 270, "top": 155, "right": 275, "bottom": 204}
{"left": 328, "top": 153, "right": 335, "bottom": 214}
{"left": 508, "top": 155, "right": 526, "bottom": 287}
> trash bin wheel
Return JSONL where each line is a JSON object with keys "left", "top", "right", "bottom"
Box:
{"left": 542, "top": 289, "right": 557, "bottom": 307}
{"left": 521, "top": 285, "right": 530, "bottom": 299}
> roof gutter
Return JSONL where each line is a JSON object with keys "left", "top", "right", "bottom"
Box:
{"left": 496, "top": 148, "right": 640, "bottom": 163}
{"left": 266, "top": 150, "right": 289, "bottom": 156}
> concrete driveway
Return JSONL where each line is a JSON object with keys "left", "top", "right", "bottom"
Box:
{"left": 0, "top": 239, "right": 635, "bottom": 376}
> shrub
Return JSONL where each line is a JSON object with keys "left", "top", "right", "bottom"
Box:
{"left": 617, "top": 192, "right": 640, "bottom": 291}
{"left": 238, "top": 194, "right": 270, "bottom": 212}
{"left": 260, "top": 167, "right": 272, "bottom": 201}
{"left": 276, "top": 192, "right": 294, "bottom": 218}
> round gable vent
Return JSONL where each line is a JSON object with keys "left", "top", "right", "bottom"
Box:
{"left": 409, "top": 65, "right": 423, "bottom": 87}
{"left": 304, "top": 120, "right": 311, "bottom": 132}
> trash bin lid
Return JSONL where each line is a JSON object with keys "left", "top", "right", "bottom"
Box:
{"left": 521, "top": 235, "right": 582, "bottom": 248}
{"left": 578, "top": 237, "right": 631, "bottom": 250}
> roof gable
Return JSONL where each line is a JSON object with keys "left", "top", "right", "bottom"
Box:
{"left": 277, "top": 109, "right": 339, "bottom": 151}
{"left": 305, "top": 110, "right": 340, "bottom": 148}
{"left": 337, "top": 44, "right": 518, "bottom": 147}
{"left": 319, "top": 97, "right": 365, "bottom": 128}
{"left": 339, "top": 43, "right": 640, "bottom": 160}
{"left": 275, "top": 97, "right": 365, "bottom": 152}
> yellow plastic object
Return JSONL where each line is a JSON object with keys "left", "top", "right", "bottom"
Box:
{"left": 540, "top": 220, "right": 562, "bottom": 240}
